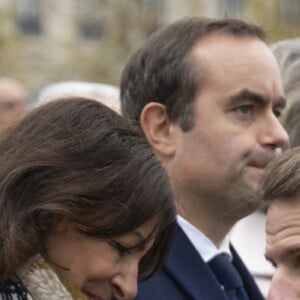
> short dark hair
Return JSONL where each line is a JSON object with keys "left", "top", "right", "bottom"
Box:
{"left": 121, "top": 17, "right": 266, "bottom": 131}
{"left": 0, "top": 98, "right": 176, "bottom": 279}
{"left": 262, "top": 146, "right": 300, "bottom": 202}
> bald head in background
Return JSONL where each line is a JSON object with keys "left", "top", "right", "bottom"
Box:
{"left": 0, "top": 77, "right": 27, "bottom": 130}
{"left": 35, "top": 81, "right": 120, "bottom": 113}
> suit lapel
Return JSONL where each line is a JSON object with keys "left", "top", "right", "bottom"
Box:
{"left": 164, "top": 226, "right": 228, "bottom": 300}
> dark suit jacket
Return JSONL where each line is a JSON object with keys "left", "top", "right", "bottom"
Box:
{"left": 135, "top": 226, "right": 264, "bottom": 300}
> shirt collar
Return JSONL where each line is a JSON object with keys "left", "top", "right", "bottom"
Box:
{"left": 177, "top": 215, "right": 232, "bottom": 262}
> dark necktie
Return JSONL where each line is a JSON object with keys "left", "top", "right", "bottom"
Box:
{"left": 208, "top": 254, "right": 250, "bottom": 300}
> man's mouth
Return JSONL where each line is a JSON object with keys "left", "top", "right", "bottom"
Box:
{"left": 248, "top": 151, "right": 277, "bottom": 169}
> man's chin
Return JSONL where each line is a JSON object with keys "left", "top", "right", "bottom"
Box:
{"left": 226, "top": 176, "right": 263, "bottom": 219}
{"left": 246, "top": 166, "right": 265, "bottom": 184}
{"left": 243, "top": 177, "right": 264, "bottom": 209}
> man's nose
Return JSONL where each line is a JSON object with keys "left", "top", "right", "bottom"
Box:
{"left": 111, "top": 259, "right": 139, "bottom": 300}
{"left": 260, "top": 113, "right": 289, "bottom": 150}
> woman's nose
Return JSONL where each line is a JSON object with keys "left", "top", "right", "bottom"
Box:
{"left": 111, "top": 259, "right": 139, "bottom": 300}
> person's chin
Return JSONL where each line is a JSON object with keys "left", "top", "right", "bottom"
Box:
{"left": 235, "top": 170, "right": 263, "bottom": 207}
{"left": 241, "top": 166, "right": 264, "bottom": 193}
{"left": 246, "top": 165, "right": 265, "bottom": 181}
{"left": 82, "top": 290, "right": 107, "bottom": 300}
{"left": 243, "top": 172, "right": 264, "bottom": 203}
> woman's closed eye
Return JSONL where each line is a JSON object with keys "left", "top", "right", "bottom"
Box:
{"left": 108, "top": 238, "right": 149, "bottom": 259}
{"left": 108, "top": 240, "right": 132, "bottom": 257}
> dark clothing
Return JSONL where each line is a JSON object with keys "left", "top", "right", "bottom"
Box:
{"left": 0, "top": 279, "right": 29, "bottom": 300}
{"left": 135, "top": 226, "right": 264, "bottom": 300}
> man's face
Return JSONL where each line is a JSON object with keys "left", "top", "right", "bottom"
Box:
{"left": 266, "top": 199, "right": 300, "bottom": 299}
{"left": 168, "top": 34, "right": 288, "bottom": 218}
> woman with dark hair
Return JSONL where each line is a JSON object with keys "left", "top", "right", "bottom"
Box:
{"left": 0, "top": 98, "right": 176, "bottom": 300}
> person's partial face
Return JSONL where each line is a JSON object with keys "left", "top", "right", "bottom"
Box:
{"left": 45, "top": 218, "right": 157, "bottom": 300}
{"left": 0, "top": 82, "right": 27, "bottom": 128}
{"left": 169, "top": 34, "right": 289, "bottom": 218}
{"left": 266, "top": 199, "right": 300, "bottom": 300}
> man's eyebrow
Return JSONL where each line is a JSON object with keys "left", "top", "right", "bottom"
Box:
{"left": 264, "top": 253, "right": 272, "bottom": 263}
{"left": 287, "top": 247, "right": 300, "bottom": 256}
{"left": 275, "top": 96, "right": 287, "bottom": 110}
{"left": 229, "top": 89, "right": 286, "bottom": 109}
{"left": 264, "top": 253, "right": 277, "bottom": 268}
{"left": 265, "top": 246, "right": 300, "bottom": 263}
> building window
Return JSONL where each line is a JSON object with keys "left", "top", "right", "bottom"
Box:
{"left": 16, "top": 0, "right": 41, "bottom": 35}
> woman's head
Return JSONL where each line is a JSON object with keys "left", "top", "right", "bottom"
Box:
{"left": 0, "top": 98, "right": 175, "bottom": 299}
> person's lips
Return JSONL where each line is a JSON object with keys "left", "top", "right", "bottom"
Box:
{"left": 248, "top": 151, "right": 277, "bottom": 169}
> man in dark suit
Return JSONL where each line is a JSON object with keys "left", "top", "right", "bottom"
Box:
{"left": 120, "top": 17, "right": 289, "bottom": 300}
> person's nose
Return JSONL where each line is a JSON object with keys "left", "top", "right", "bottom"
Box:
{"left": 267, "top": 269, "right": 300, "bottom": 300}
{"left": 260, "top": 112, "right": 289, "bottom": 151}
{"left": 110, "top": 259, "right": 139, "bottom": 300}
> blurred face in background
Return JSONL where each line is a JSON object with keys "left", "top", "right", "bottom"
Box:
{"left": 0, "top": 79, "right": 27, "bottom": 129}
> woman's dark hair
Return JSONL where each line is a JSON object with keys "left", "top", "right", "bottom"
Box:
{"left": 0, "top": 98, "right": 176, "bottom": 279}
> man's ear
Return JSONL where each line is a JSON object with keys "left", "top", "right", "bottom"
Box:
{"left": 140, "top": 102, "right": 176, "bottom": 157}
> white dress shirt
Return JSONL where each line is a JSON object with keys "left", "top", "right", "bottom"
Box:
{"left": 177, "top": 215, "right": 232, "bottom": 262}
{"left": 230, "top": 210, "right": 274, "bottom": 297}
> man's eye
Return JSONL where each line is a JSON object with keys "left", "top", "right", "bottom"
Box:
{"left": 236, "top": 105, "right": 253, "bottom": 114}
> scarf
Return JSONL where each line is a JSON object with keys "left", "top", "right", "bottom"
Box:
{"left": 16, "top": 254, "right": 87, "bottom": 300}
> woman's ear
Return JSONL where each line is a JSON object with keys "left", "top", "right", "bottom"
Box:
{"left": 140, "top": 102, "right": 176, "bottom": 158}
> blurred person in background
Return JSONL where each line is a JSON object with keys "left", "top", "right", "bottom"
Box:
{"left": 0, "top": 77, "right": 27, "bottom": 130}
{"left": 34, "top": 81, "right": 120, "bottom": 113}
{"left": 231, "top": 38, "right": 300, "bottom": 297}
{"left": 0, "top": 97, "right": 176, "bottom": 300}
